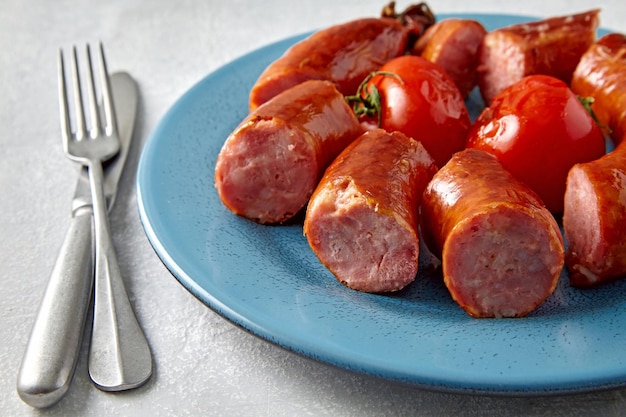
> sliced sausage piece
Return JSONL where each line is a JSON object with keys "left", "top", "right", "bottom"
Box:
{"left": 571, "top": 33, "right": 626, "bottom": 146}
{"left": 215, "top": 80, "right": 362, "bottom": 224}
{"left": 477, "top": 10, "right": 599, "bottom": 104}
{"left": 564, "top": 34, "right": 626, "bottom": 287}
{"left": 304, "top": 129, "right": 437, "bottom": 293}
{"left": 249, "top": 18, "right": 409, "bottom": 111}
{"left": 413, "top": 18, "right": 487, "bottom": 98}
{"left": 563, "top": 148, "right": 626, "bottom": 287}
{"left": 421, "top": 149, "right": 564, "bottom": 318}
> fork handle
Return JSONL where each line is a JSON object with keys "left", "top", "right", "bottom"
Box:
{"left": 17, "top": 210, "right": 94, "bottom": 408}
{"left": 87, "top": 160, "right": 152, "bottom": 391}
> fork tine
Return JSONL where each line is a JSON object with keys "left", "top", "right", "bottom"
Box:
{"left": 70, "top": 46, "right": 87, "bottom": 140}
{"left": 85, "top": 44, "right": 101, "bottom": 139}
{"left": 57, "top": 49, "right": 72, "bottom": 144}
{"left": 97, "top": 43, "right": 117, "bottom": 137}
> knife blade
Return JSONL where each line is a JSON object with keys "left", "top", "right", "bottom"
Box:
{"left": 17, "top": 72, "right": 139, "bottom": 409}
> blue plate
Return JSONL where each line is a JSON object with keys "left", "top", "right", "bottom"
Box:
{"left": 137, "top": 13, "right": 626, "bottom": 394}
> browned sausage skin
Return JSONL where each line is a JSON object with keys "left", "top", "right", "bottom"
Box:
{"left": 477, "top": 10, "right": 599, "bottom": 105}
{"left": 215, "top": 80, "right": 362, "bottom": 224}
{"left": 564, "top": 33, "right": 626, "bottom": 287}
{"left": 249, "top": 18, "right": 409, "bottom": 111}
{"left": 304, "top": 129, "right": 437, "bottom": 293}
{"left": 421, "top": 149, "right": 564, "bottom": 318}
{"left": 413, "top": 18, "right": 487, "bottom": 98}
{"left": 572, "top": 33, "right": 626, "bottom": 146}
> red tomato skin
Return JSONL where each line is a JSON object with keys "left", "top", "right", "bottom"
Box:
{"left": 466, "top": 74, "right": 606, "bottom": 213}
{"left": 366, "top": 55, "right": 471, "bottom": 167}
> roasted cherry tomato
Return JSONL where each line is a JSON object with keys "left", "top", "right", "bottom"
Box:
{"left": 466, "top": 74, "right": 606, "bottom": 214}
{"left": 347, "top": 55, "right": 471, "bottom": 167}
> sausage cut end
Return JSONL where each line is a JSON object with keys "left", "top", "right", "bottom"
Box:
{"left": 215, "top": 119, "right": 318, "bottom": 224}
{"left": 564, "top": 165, "right": 609, "bottom": 287}
{"left": 305, "top": 179, "right": 419, "bottom": 293}
{"left": 443, "top": 204, "right": 563, "bottom": 318}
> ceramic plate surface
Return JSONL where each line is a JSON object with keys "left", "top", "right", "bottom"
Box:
{"left": 137, "top": 13, "right": 625, "bottom": 394}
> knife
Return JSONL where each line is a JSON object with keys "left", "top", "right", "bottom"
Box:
{"left": 17, "top": 72, "right": 139, "bottom": 409}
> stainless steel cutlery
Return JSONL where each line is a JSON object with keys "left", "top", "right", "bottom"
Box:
{"left": 17, "top": 44, "right": 151, "bottom": 408}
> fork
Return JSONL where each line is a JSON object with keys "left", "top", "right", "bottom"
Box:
{"left": 59, "top": 44, "right": 152, "bottom": 391}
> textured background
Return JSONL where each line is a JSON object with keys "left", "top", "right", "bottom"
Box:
{"left": 2, "top": 0, "right": 626, "bottom": 415}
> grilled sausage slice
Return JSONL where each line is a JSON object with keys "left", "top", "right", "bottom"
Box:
{"left": 249, "top": 18, "right": 409, "bottom": 111}
{"left": 564, "top": 33, "right": 626, "bottom": 287}
{"left": 477, "top": 10, "right": 599, "bottom": 104}
{"left": 421, "top": 149, "right": 564, "bottom": 318}
{"left": 564, "top": 148, "right": 626, "bottom": 287}
{"left": 413, "top": 18, "right": 487, "bottom": 98}
{"left": 571, "top": 33, "right": 626, "bottom": 145}
{"left": 304, "top": 129, "right": 437, "bottom": 293}
{"left": 215, "top": 80, "right": 362, "bottom": 224}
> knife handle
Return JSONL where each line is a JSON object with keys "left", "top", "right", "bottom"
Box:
{"left": 17, "top": 210, "right": 94, "bottom": 408}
